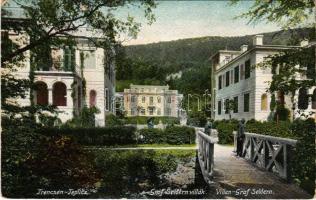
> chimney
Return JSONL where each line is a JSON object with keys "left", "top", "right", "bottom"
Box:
{"left": 240, "top": 45, "right": 248, "bottom": 52}
{"left": 253, "top": 35, "right": 263, "bottom": 46}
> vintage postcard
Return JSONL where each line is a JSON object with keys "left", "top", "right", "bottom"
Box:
{"left": 1, "top": 0, "right": 316, "bottom": 199}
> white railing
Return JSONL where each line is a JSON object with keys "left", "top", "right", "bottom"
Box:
{"left": 196, "top": 129, "right": 218, "bottom": 184}
{"left": 233, "top": 131, "right": 297, "bottom": 180}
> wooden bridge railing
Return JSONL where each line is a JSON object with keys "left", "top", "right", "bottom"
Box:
{"left": 233, "top": 131, "right": 297, "bottom": 180}
{"left": 196, "top": 129, "right": 218, "bottom": 184}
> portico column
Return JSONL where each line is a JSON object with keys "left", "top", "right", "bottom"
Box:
{"left": 48, "top": 88, "right": 53, "bottom": 105}
{"left": 66, "top": 88, "right": 73, "bottom": 109}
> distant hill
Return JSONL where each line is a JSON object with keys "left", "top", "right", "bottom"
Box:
{"left": 124, "top": 28, "right": 311, "bottom": 74}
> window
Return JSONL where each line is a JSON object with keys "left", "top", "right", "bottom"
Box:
{"left": 150, "top": 96, "right": 154, "bottom": 105}
{"left": 157, "top": 96, "right": 161, "bottom": 103}
{"left": 80, "top": 50, "right": 96, "bottom": 69}
{"left": 244, "top": 93, "right": 250, "bottom": 112}
{"left": 149, "top": 107, "right": 154, "bottom": 115}
{"left": 131, "top": 95, "right": 136, "bottom": 103}
{"left": 89, "top": 90, "right": 97, "bottom": 107}
{"left": 312, "top": 89, "right": 316, "bottom": 109}
{"left": 167, "top": 96, "right": 171, "bottom": 103}
{"left": 218, "top": 100, "right": 222, "bottom": 115}
{"left": 34, "top": 82, "right": 48, "bottom": 105}
{"left": 226, "top": 71, "right": 230, "bottom": 87}
{"left": 298, "top": 88, "right": 308, "bottom": 109}
{"left": 53, "top": 82, "right": 67, "bottom": 106}
{"left": 63, "top": 46, "right": 76, "bottom": 71}
{"left": 218, "top": 75, "right": 222, "bottom": 90}
{"left": 225, "top": 99, "right": 229, "bottom": 114}
{"left": 233, "top": 96, "right": 238, "bottom": 113}
{"left": 105, "top": 88, "right": 109, "bottom": 111}
{"left": 142, "top": 96, "right": 146, "bottom": 103}
{"left": 131, "top": 109, "right": 135, "bottom": 116}
{"left": 140, "top": 108, "right": 145, "bottom": 115}
{"left": 157, "top": 108, "right": 161, "bottom": 115}
{"left": 230, "top": 70, "right": 234, "bottom": 84}
{"left": 245, "top": 59, "right": 251, "bottom": 79}
{"left": 234, "top": 66, "right": 239, "bottom": 83}
{"left": 261, "top": 93, "right": 268, "bottom": 111}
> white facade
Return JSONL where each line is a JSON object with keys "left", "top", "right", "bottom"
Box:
{"left": 4, "top": 29, "right": 116, "bottom": 126}
{"left": 210, "top": 35, "right": 316, "bottom": 121}
{"left": 123, "top": 84, "right": 184, "bottom": 118}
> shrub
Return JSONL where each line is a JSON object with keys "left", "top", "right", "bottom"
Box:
{"left": 138, "top": 128, "right": 165, "bottom": 144}
{"left": 245, "top": 120, "right": 293, "bottom": 138}
{"left": 125, "top": 116, "right": 180, "bottom": 125}
{"left": 274, "top": 105, "right": 291, "bottom": 121}
{"left": 216, "top": 120, "right": 238, "bottom": 144}
{"left": 291, "top": 119, "right": 315, "bottom": 195}
{"left": 138, "top": 126, "right": 195, "bottom": 145}
{"left": 43, "top": 126, "right": 137, "bottom": 146}
{"left": 165, "top": 126, "right": 195, "bottom": 144}
{"left": 105, "top": 114, "right": 124, "bottom": 127}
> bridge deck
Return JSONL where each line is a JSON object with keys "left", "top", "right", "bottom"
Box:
{"left": 208, "top": 144, "right": 312, "bottom": 199}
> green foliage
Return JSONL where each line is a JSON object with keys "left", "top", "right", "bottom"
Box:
{"left": 246, "top": 119, "right": 293, "bottom": 138}
{"left": 138, "top": 126, "right": 195, "bottom": 145}
{"left": 44, "top": 126, "right": 137, "bottom": 146}
{"left": 64, "top": 106, "right": 100, "bottom": 128}
{"left": 291, "top": 119, "right": 315, "bottom": 195}
{"left": 187, "top": 112, "right": 208, "bottom": 127}
{"left": 2, "top": 0, "right": 156, "bottom": 64}
{"left": 270, "top": 93, "right": 276, "bottom": 111}
{"left": 216, "top": 120, "right": 238, "bottom": 144}
{"left": 105, "top": 113, "right": 124, "bottom": 127}
{"left": 125, "top": 116, "right": 180, "bottom": 125}
{"left": 274, "top": 104, "right": 291, "bottom": 121}
{"left": 92, "top": 149, "right": 195, "bottom": 198}
{"left": 230, "top": 0, "right": 315, "bottom": 29}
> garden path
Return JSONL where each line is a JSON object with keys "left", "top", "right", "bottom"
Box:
{"left": 210, "top": 144, "right": 312, "bottom": 199}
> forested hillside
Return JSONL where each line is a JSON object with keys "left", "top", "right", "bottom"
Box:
{"left": 123, "top": 28, "right": 310, "bottom": 74}
{"left": 116, "top": 28, "right": 311, "bottom": 93}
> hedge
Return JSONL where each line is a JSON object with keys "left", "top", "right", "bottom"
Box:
{"left": 42, "top": 126, "right": 137, "bottom": 145}
{"left": 138, "top": 126, "right": 195, "bottom": 145}
{"left": 125, "top": 116, "right": 180, "bottom": 125}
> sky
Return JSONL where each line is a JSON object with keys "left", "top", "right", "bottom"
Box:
{"left": 116, "top": 1, "right": 280, "bottom": 46}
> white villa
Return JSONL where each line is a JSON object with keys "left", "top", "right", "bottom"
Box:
{"left": 2, "top": 17, "right": 116, "bottom": 126}
{"left": 210, "top": 35, "right": 316, "bottom": 121}
{"left": 123, "top": 84, "right": 184, "bottom": 118}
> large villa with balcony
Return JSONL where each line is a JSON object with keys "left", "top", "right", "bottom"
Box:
{"left": 123, "top": 84, "right": 184, "bottom": 118}
{"left": 2, "top": 17, "right": 116, "bottom": 126}
{"left": 210, "top": 35, "right": 316, "bottom": 121}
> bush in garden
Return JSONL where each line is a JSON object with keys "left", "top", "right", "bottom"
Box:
{"left": 43, "top": 126, "right": 137, "bottom": 146}
{"left": 138, "top": 126, "right": 195, "bottom": 144}
{"left": 216, "top": 120, "right": 238, "bottom": 144}
{"left": 125, "top": 116, "right": 180, "bottom": 125}
{"left": 105, "top": 113, "right": 124, "bottom": 127}
{"left": 138, "top": 128, "right": 165, "bottom": 144}
{"left": 164, "top": 126, "right": 195, "bottom": 144}
{"left": 291, "top": 118, "right": 315, "bottom": 195}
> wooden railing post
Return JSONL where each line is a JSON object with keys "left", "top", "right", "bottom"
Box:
{"left": 240, "top": 132, "right": 297, "bottom": 181}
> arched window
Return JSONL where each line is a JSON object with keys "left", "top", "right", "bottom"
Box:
{"left": 34, "top": 81, "right": 48, "bottom": 105}
{"left": 53, "top": 82, "right": 67, "bottom": 106}
{"left": 312, "top": 89, "right": 316, "bottom": 109}
{"left": 261, "top": 93, "right": 268, "bottom": 111}
{"left": 298, "top": 88, "right": 308, "bottom": 109}
{"left": 89, "top": 90, "right": 97, "bottom": 107}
